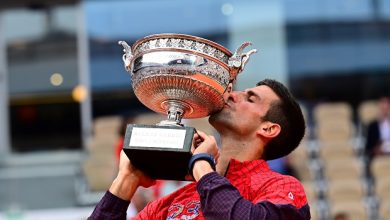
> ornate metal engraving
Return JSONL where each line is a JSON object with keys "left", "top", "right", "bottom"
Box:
{"left": 119, "top": 33, "right": 256, "bottom": 123}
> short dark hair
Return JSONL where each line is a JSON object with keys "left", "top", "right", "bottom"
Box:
{"left": 256, "top": 79, "right": 306, "bottom": 160}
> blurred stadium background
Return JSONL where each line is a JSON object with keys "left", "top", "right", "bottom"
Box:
{"left": 0, "top": 0, "right": 390, "bottom": 219}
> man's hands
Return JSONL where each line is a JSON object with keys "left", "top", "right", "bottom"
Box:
{"left": 109, "top": 130, "right": 218, "bottom": 201}
{"left": 192, "top": 131, "right": 219, "bottom": 158}
{"left": 187, "top": 130, "right": 219, "bottom": 182}
{"left": 109, "top": 151, "right": 155, "bottom": 201}
{"left": 118, "top": 151, "right": 155, "bottom": 187}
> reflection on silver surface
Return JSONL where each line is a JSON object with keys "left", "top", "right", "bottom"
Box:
{"left": 119, "top": 33, "right": 256, "bottom": 123}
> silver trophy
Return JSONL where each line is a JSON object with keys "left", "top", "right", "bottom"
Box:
{"left": 119, "top": 33, "right": 256, "bottom": 180}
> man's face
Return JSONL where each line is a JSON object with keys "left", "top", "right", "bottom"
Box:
{"left": 209, "top": 85, "right": 280, "bottom": 135}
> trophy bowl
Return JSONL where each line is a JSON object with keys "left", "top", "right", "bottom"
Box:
{"left": 119, "top": 33, "right": 256, "bottom": 124}
{"left": 119, "top": 33, "right": 256, "bottom": 180}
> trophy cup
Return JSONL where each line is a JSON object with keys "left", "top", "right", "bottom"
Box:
{"left": 119, "top": 33, "right": 256, "bottom": 180}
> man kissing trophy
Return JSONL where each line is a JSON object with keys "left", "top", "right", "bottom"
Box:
{"left": 118, "top": 33, "right": 256, "bottom": 180}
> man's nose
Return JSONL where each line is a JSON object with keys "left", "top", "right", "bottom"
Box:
{"left": 225, "top": 91, "right": 242, "bottom": 103}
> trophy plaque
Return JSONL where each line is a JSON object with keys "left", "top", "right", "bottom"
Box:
{"left": 119, "top": 33, "right": 256, "bottom": 180}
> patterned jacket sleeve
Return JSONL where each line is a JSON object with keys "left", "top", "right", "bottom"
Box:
{"left": 88, "top": 191, "right": 130, "bottom": 220}
{"left": 197, "top": 172, "right": 311, "bottom": 220}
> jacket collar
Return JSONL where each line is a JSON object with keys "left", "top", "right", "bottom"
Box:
{"left": 225, "top": 158, "right": 270, "bottom": 182}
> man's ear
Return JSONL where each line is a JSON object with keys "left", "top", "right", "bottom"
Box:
{"left": 257, "top": 122, "right": 281, "bottom": 139}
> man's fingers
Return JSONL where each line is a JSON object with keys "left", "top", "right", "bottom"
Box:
{"left": 196, "top": 130, "right": 208, "bottom": 139}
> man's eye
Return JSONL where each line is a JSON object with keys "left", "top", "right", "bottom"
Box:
{"left": 247, "top": 97, "right": 254, "bottom": 102}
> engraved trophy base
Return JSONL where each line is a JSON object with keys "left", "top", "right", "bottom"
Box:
{"left": 122, "top": 124, "right": 195, "bottom": 180}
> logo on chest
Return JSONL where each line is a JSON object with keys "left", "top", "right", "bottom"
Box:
{"left": 166, "top": 200, "right": 201, "bottom": 220}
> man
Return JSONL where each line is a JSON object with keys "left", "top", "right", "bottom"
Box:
{"left": 365, "top": 96, "right": 390, "bottom": 177}
{"left": 365, "top": 96, "right": 390, "bottom": 158}
{"left": 89, "top": 79, "right": 310, "bottom": 220}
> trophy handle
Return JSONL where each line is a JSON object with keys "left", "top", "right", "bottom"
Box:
{"left": 228, "top": 42, "right": 257, "bottom": 80}
{"left": 118, "top": 41, "right": 133, "bottom": 72}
